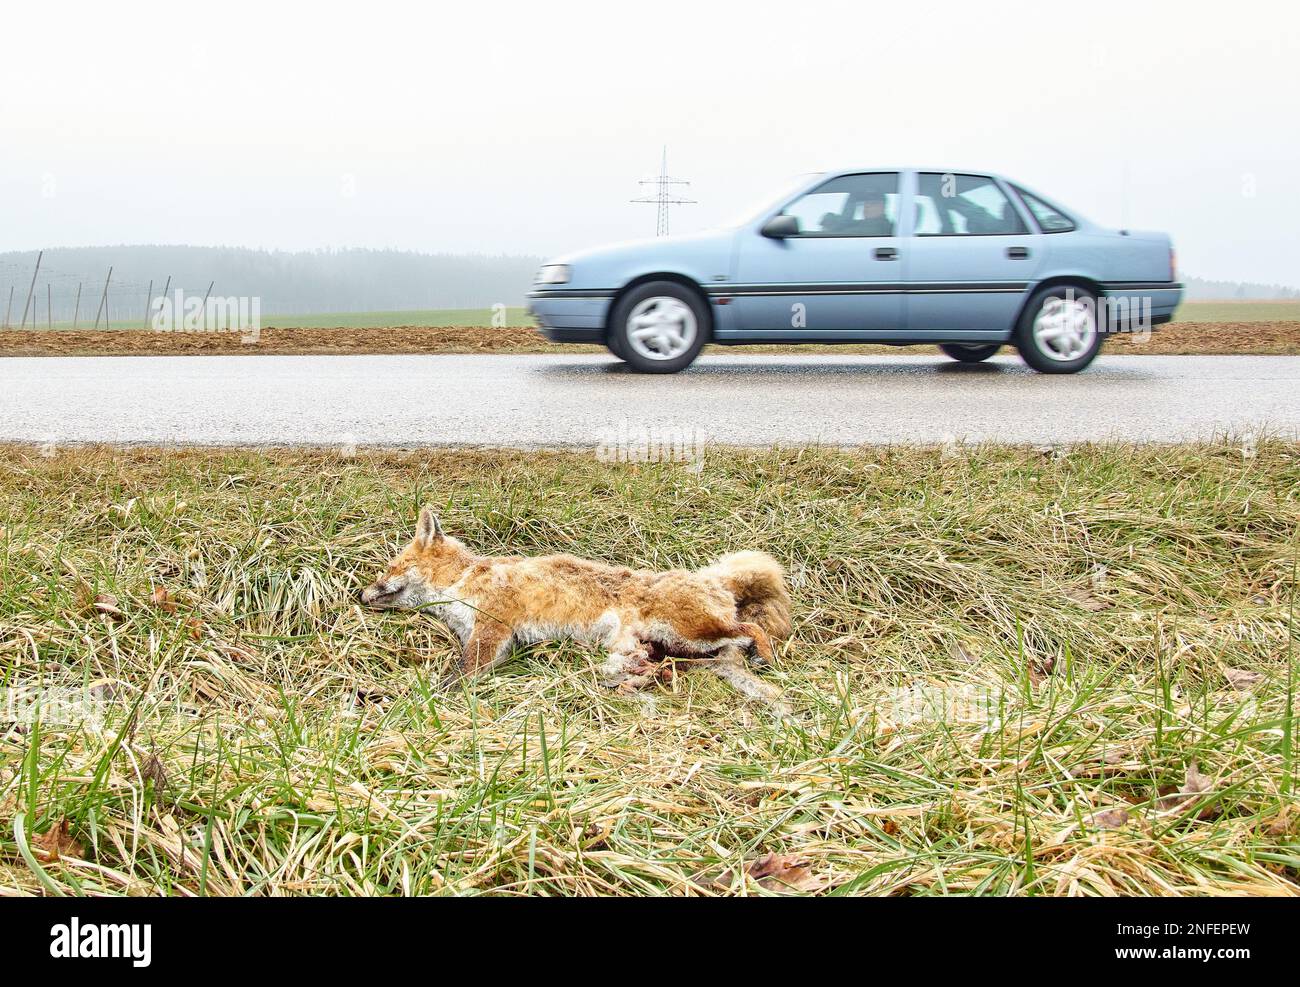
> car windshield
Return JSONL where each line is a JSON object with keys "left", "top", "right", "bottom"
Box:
{"left": 717, "top": 173, "right": 822, "bottom": 229}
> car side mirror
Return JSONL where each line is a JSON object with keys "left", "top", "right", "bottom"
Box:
{"left": 761, "top": 215, "right": 800, "bottom": 239}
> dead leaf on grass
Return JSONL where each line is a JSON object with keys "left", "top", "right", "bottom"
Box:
{"left": 143, "top": 752, "right": 168, "bottom": 796}
{"left": 1088, "top": 807, "right": 1131, "bottom": 830}
{"left": 1064, "top": 586, "right": 1111, "bottom": 612}
{"left": 87, "top": 678, "right": 123, "bottom": 700}
{"left": 745, "top": 853, "right": 823, "bottom": 892}
{"left": 1158, "top": 761, "right": 1216, "bottom": 816}
{"left": 93, "top": 592, "right": 126, "bottom": 622}
{"left": 948, "top": 639, "right": 978, "bottom": 663}
{"left": 694, "top": 852, "right": 824, "bottom": 894}
{"left": 1263, "top": 806, "right": 1294, "bottom": 837}
{"left": 31, "top": 818, "right": 85, "bottom": 862}
{"left": 150, "top": 585, "right": 178, "bottom": 613}
{"left": 352, "top": 686, "right": 391, "bottom": 707}
{"left": 1222, "top": 666, "right": 1263, "bottom": 692}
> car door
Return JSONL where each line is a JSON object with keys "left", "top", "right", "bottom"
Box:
{"left": 730, "top": 172, "right": 904, "bottom": 338}
{"left": 903, "top": 172, "right": 1042, "bottom": 338}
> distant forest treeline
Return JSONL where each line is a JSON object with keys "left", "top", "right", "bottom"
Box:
{"left": 0, "top": 246, "right": 544, "bottom": 322}
{"left": 0, "top": 245, "right": 1294, "bottom": 323}
{"left": 1181, "top": 277, "right": 1299, "bottom": 301}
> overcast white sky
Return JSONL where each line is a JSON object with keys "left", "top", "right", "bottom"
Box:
{"left": 1, "top": 0, "right": 1296, "bottom": 284}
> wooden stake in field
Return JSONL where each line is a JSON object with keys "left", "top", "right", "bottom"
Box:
{"left": 201, "top": 280, "right": 213, "bottom": 331}
{"left": 19, "top": 249, "right": 42, "bottom": 329}
{"left": 144, "top": 279, "right": 153, "bottom": 329}
{"left": 72, "top": 283, "right": 81, "bottom": 329}
{"left": 93, "top": 267, "right": 113, "bottom": 330}
{"left": 150, "top": 275, "right": 171, "bottom": 331}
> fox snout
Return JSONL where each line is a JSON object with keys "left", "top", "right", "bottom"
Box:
{"left": 361, "top": 578, "right": 403, "bottom": 607}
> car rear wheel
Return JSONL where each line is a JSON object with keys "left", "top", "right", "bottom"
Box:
{"left": 1015, "top": 285, "right": 1104, "bottom": 373}
{"left": 608, "top": 281, "right": 709, "bottom": 374}
{"left": 938, "top": 342, "right": 1001, "bottom": 363}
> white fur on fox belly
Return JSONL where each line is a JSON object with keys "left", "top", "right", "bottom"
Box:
{"left": 513, "top": 610, "right": 622, "bottom": 647}
{"left": 437, "top": 601, "right": 744, "bottom": 657}
{"left": 429, "top": 583, "right": 624, "bottom": 650}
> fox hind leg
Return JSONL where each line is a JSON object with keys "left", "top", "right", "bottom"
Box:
{"left": 689, "top": 618, "right": 777, "bottom": 666}
{"left": 685, "top": 614, "right": 786, "bottom": 712}
{"left": 708, "top": 646, "right": 790, "bottom": 716}
{"left": 735, "top": 621, "right": 776, "bottom": 666}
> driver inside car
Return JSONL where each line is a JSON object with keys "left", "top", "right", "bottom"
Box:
{"left": 819, "top": 192, "right": 893, "bottom": 235}
{"left": 853, "top": 191, "right": 893, "bottom": 235}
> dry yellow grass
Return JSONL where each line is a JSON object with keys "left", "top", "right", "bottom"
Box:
{"left": 0, "top": 443, "right": 1297, "bottom": 896}
{"left": 0, "top": 320, "right": 1296, "bottom": 357}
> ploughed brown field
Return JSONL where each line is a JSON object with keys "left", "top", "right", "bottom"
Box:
{"left": 0, "top": 320, "right": 1296, "bottom": 357}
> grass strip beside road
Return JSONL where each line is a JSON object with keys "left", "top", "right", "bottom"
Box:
{"left": 1, "top": 320, "right": 1297, "bottom": 357}
{"left": 0, "top": 442, "right": 1296, "bottom": 895}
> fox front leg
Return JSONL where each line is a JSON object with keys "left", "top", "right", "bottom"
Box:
{"left": 441, "top": 621, "right": 513, "bottom": 691}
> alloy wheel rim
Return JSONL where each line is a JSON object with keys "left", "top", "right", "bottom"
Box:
{"left": 626, "top": 297, "right": 697, "bottom": 360}
{"left": 1032, "top": 296, "right": 1096, "bottom": 361}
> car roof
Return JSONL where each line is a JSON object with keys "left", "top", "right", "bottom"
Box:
{"left": 826, "top": 167, "right": 1009, "bottom": 178}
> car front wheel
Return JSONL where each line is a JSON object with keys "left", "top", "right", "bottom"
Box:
{"left": 608, "top": 281, "right": 708, "bottom": 374}
{"left": 606, "top": 330, "right": 628, "bottom": 362}
{"left": 1015, "top": 285, "right": 1104, "bottom": 373}
{"left": 938, "top": 343, "right": 1001, "bottom": 363}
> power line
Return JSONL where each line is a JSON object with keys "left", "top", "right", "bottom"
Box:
{"left": 631, "top": 146, "right": 695, "bottom": 237}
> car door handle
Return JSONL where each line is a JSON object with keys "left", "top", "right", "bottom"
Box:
{"left": 874, "top": 247, "right": 897, "bottom": 260}
{"left": 1006, "top": 246, "right": 1030, "bottom": 259}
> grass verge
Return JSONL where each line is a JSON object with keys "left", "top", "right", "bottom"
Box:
{"left": 1, "top": 320, "right": 1298, "bottom": 358}
{"left": 28, "top": 299, "right": 1294, "bottom": 332}
{"left": 0, "top": 443, "right": 1297, "bottom": 896}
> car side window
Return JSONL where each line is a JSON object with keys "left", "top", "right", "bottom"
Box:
{"left": 779, "top": 173, "right": 899, "bottom": 237}
{"left": 1013, "top": 186, "right": 1076, "bottom": 232}
{"left": 914, "top": 173, "right": 1028, "bottom": 236}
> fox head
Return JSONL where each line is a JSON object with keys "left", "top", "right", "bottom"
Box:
{"left": 361, "top": 507, "right": 472, "bottom": 609}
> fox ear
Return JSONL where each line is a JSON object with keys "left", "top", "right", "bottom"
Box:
{"left": 415, "top": 506, "right": 443, "bottom": 546}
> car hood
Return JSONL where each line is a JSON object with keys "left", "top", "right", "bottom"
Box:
{"left": 547, "top": 229, "right": 735, "bottom": 272}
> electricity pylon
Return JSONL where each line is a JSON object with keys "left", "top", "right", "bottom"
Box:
{"left": 631, "top": 146, "right": 695, "bottom": 236}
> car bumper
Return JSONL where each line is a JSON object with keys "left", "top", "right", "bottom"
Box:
{"left": 1098, "top": 282, "right": 1183, "bottom": 333}
{"left": 526, "top": 289, "right": 613, "bottom": 344}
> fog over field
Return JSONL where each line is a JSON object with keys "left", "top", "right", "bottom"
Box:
{"left": 0, "top": 245, "right": 1293, "bottom": 322}
{"left": 1, "top": 1, "right": 1296, "bottom": 291}
{"left": 0, "top": 246, "right": 542, "bottom": 319}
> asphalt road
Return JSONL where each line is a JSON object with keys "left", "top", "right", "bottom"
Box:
{"left": 1, "top": 353, "right": 1297, "bottom": 449}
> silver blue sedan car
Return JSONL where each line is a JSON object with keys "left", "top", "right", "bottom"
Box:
{"left": 528, "top": 168, "right": 1181, "bottom": 373}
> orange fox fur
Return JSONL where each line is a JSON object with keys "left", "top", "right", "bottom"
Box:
{"left": 362, "top": 507, "right": 792, "bottom": 705}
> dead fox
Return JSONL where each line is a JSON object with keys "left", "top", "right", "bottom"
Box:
{"left": 361, "top": 507, "right": 792, "bottom": 705}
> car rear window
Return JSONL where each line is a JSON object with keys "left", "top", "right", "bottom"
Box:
{"left": 1013, "top": 186, "right": 1076, "bottom": 232}
{"left": 913, "top": 174, "right": 1028, "bottom": 236}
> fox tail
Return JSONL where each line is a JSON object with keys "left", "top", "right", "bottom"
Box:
{"left": 698, "top": 550, "right": 792, "bottom": 643}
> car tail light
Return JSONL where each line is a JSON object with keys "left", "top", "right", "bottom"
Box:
{"left": 1169, "top": 246, "right": 1177, "bottom": 281}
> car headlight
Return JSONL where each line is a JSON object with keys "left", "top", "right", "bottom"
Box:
{"left": 535, "top": 264, "right": 571, "bottom": 285}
